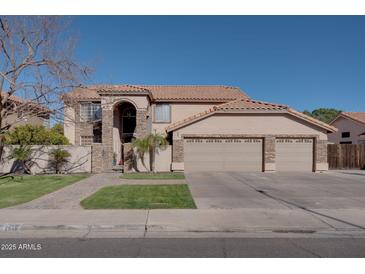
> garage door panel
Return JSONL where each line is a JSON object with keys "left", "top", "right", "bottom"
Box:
{"left": 184, "top": 138, "right": 263, "bottom": 172}
{"left": 276, "top": 138, "right": 313, "bottom": 172}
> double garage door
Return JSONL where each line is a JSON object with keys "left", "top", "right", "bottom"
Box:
{"left": 184, "top": 138, "right": 314, "bottom": 172}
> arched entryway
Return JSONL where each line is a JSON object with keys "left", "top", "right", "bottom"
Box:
{"left": 113, "top": 101, "right": 137, "bottom": 166}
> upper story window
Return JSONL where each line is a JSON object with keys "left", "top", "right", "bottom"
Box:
{"left": 80, "top": 102, "right": 101, "bottom": 122}
{"left": 341, "top": 132, "right": 350, "bottom": 138}
{"left": 154, "top": 104, "right": 171, "bottom": 123}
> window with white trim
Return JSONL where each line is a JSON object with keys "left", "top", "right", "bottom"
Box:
{"left": 80, "top": 102, "right": 101, "bottom": 122}
{"left": 154, "top": 104, "right": 171, "bottom": 123}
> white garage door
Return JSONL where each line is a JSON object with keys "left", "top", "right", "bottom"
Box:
{"left": 276, "top": 138, "right": 314, "bottom": 171}
{"left": 184, "top": 138, "right": 263, "bottom": 172}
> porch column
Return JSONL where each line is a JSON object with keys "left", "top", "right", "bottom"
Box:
{"left": 101, "top": 102, "right": 114, "bottom": 172}
{"left": 171, "top": 138, "right": 184, "bottom": 171}
{"left": 264, "top": 135, "right": 276, "bottom": 172}
{"left": 135, "top": 109, "right": 148, "bottom": 138}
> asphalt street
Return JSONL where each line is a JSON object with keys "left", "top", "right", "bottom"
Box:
{"left": 1, "top": 238, "right": 365, "bottom": 257}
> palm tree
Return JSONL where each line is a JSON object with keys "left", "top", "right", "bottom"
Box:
{"left": 8, "top": 145, "right": 33, "bottom": 174}
{"left": 49, "top": 148, "right": 71, "bottom": 174}
{"left": 132, "top": 133, "right": 167, "bottom": 173}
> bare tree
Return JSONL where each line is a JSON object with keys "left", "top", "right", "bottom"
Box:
{"left": 0, "top": 16, "right": 91, "bottom": 162}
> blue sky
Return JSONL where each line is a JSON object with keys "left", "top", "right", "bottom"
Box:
{"left": 72, "top": 16, "right": 365, "bottom": 112}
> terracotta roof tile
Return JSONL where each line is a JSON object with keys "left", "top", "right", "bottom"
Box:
{"left": 341, "top": 112, "right": 365, "bottom": 126}
{"left": 63, "top": 84, "right": 248, "bottom": 102}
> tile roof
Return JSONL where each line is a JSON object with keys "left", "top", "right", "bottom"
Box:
{"left": 140, "top": 85, "right": 248, "bottom": 102}
{"left": 340, "top": 112, "right": 365, "bottom": 127}
{"left": 63, "top": 84, "right": 249, "bottom": 102}
{"left": 166, "top": 98, "right": 337, "bottom": 133}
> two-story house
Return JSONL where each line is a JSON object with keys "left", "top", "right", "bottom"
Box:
{"left": 62, "top": 85, "right": 336, "bottom": 173}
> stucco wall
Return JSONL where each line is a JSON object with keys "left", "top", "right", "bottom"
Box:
{"left": 64, "top": 106, "right": 76, "bottom": 144}
{"left": 0, "top": 145, "right": 91, "bottom": 174}
{"left": 173, "top": 113, "right": 329, "bottom": 140}
{"left": 328, "top": 116, "right": 365, "bottom": 144}
{"left": 132, "top": 145, "right": 172, "bottom": 172}
{"left": 152, "top": 103, "right": 218, "bottom": 133}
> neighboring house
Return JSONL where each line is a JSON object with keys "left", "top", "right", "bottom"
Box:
{"left": 328, "top": 112, "right": 365, "bottom": 144}
{"left": 62, "top": 85, "right": 337, "bottom": 173}
{"left": 1, "top": 92, "right": 50, "bottom": 129}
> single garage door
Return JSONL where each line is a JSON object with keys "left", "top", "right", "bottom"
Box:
{"left": 184, "top": 138, "right": 263, "bottom": 172}
{"left": 276, "top": 138, "right": 314, "bottom": 171}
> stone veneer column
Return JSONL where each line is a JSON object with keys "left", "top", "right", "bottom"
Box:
{"left": 100, "top": 103, "right": 114, "bottom": 172}
{"left": 171, "top": 139, "right": 184, "bottom": 171}
{"left": 91, "top": 144, "right": 103, "bottom": 173}
{"left": 315, "top": 138, "right": 328, "bottom": 171}
{"left": 135, "top": 109, "right": 148, "bottom": 138}
{"left": 264, "top": 136, "right": 276, "bottom": 172}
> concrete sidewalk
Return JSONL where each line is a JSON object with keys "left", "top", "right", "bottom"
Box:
{"left": 1, "top": 208, "right": 365, "bottom": 238}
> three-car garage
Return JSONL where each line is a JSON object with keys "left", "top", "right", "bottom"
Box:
{"left": 183, "top": 137, "right": 315, "bottom": 172}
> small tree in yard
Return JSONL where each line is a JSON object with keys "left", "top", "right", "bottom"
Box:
{"left": 49, "top": 148, "right": 71, "bottom": 174}
{"left": 7, "top": 145, "right": 33, "bottom": 174}
{"left": 132, "top": 133, "right": 167, "bottom": 173}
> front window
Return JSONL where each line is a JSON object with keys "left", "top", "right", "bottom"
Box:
{"left": 80, "top": 102, "right": 101, "bottom": 122}
{"left": 154, "top": 104, "right": 171, "bottom": 123}
{"left": 341, "top": 132, "right": 350, "bottom": 138}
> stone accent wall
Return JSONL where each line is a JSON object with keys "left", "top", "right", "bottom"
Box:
{"left": 91, "top": 144, "right": 103, "bottom": 173}
{"left": 316, "top": 139, "right": 328, "bottom": 164}
{"left": 172, "top": 139, "right": 184, "bottom": 163}
{"left": 315, "top": 138, "right": 328, "bottom": 172}
{"left": 264, "top": 136, "right": 275, "bottom": 163}
{"left": 135, "top": 109, "right": 148, "bottom": 138}
{"left": 264, "top": 136, "right": 276, "bottom": 172}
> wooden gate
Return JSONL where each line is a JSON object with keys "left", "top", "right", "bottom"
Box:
{"left": 328, "top": 144, "right": 365, "bottom": 170}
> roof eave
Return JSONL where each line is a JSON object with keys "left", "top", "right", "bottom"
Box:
{"left": 339, "top": 113, "right": 365, "bottom": 128}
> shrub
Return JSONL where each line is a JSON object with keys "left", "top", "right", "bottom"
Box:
{"left": 5, "top": 124, "right": 69, "bottom": 145}
{"left": 48, "top": 148, "right": 71, "bottom": 174}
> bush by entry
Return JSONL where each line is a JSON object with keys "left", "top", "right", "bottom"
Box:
{"left": 120, "top": 172, "right": 185, "bottom": 180}
{"left": 0, "top": 174, "right": 89, "bottom": 208}
{"left": 80, "top": 184, "right": 196, "bottom": 209}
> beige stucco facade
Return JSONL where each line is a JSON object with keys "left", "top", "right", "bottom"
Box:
{"left": 64, "top": 106, "right": 76, "bottom": 144}
{"left": 173, "top": 113, "right": 328, "bottom": 141}
{"left": 328, "top": 116, "right": 365, "bottom": 144}
{"left": 170, "top": 112, "right": 330, "bottom": 172}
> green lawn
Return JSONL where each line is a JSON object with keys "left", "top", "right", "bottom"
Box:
{"left": 0, "top": 174, "right": 89, "bottom": 208}
{"left": 120, "top": 172, "right": 185, "bottom": 180}
{"left": 81, "top": 184, "right": 196, "bottom": 209}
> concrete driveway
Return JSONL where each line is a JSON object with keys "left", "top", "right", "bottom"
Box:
{"left": 185, "top": 171, "right": 365, "bottom": 210}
